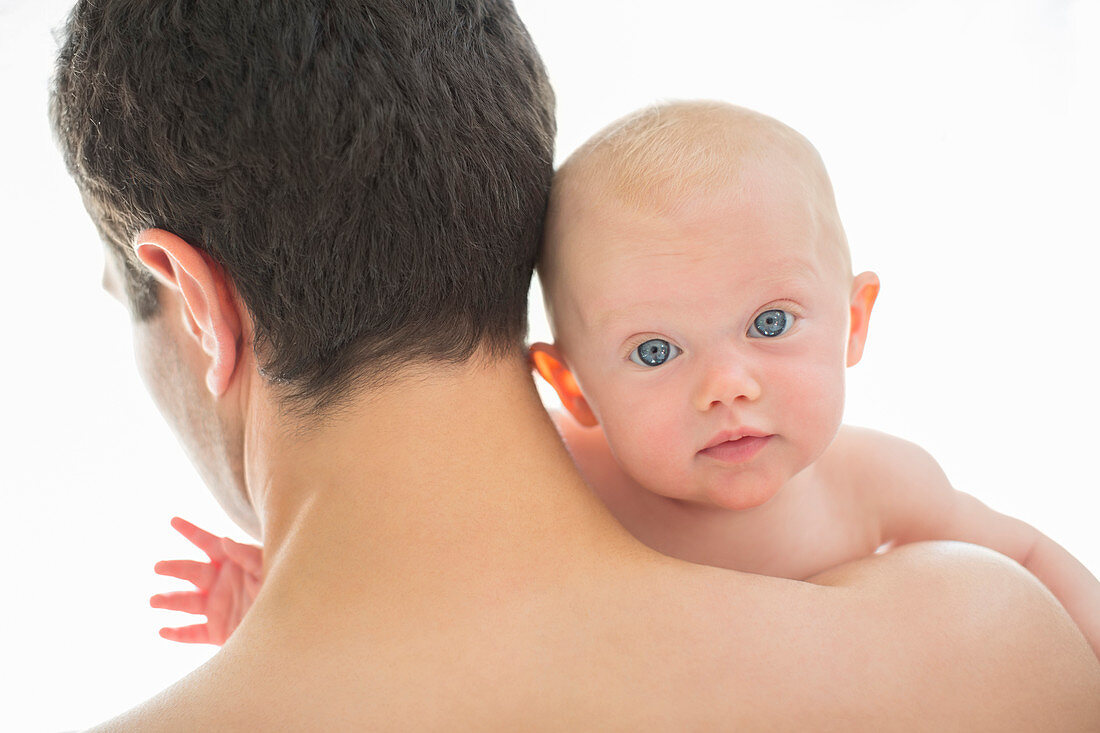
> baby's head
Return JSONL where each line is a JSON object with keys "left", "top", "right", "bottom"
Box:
{"left": 531, "top": 101, "right": 879, "bottom": 511}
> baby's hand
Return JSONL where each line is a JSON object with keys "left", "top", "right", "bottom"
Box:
{"left": 150, "top": 516, "right": 263, "bottom": 645}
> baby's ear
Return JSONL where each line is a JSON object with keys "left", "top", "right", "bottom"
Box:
{"left": 846, "top": 271, "right": 880, "bottom": 367}
{"left": 528, "top": 342, "right": 598, "bottom": 427}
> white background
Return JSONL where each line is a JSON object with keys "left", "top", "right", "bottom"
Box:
{"left": 2, "top": 1, "right": 1098, "bottom": 729}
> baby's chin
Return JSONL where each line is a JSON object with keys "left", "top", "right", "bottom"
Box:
{"left": 694, "top": 478, "right": 784, "bottom": 512}
{"left": 634, "top": 468, "right": 786, "bottom": 513}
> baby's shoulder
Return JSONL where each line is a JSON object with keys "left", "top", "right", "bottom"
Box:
{"left": 822, "top": 425, "right": 950, "bottom": 505}
{"left": 829, "top": 423, "right": 908, "bottom": 452}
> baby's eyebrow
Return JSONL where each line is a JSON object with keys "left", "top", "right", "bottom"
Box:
{"left": 759, "top": 258, "right": 820, "bottom": 286}
{"left": 593, "top": 300, "right": 668, "bottom": 332}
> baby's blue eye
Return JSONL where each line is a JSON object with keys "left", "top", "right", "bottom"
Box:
{"left": 750, "top": 309, "right": 793, "bottom": 338}
{"left": 630, "top": 338, "right": 682, "bottom": 367}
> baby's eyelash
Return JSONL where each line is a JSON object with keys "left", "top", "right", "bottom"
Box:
{"left": 623, "top": 335, "right": 679, "bottom": 358}
{"left": 757, "top": 300, "right": 802, "bottom": 316}
{"left": 624, "top": 336, "right": 657, "bottom": 355}
{"left": 626, "top": 335, "right": 655, "bottom": 349}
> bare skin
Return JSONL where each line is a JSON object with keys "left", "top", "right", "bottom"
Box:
{"left": 93, "top": 239, "right": 1100, "bottom": 730}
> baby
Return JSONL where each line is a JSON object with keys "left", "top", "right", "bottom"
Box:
{"left": 152, "top": 101, "right": 1100, "bottom": 657}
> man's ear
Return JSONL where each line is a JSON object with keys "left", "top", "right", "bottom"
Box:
{"left": 846, "top": 271, "right": 880, "bottom": 367}
{"left": 528, "top": 342, "right": 598, "bottom": 427}
{"left": 133, "top": 228, "right": 243, "bottom": 396}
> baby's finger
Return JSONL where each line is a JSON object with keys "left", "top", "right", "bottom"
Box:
{"left": 169, "top": 516, "right": 227, "bottom": 562}
{"left": 244, "top": 573, "right": 263, "bottom": 599}
{"left": 150, "top": 591, "right": 207, "bottom": 615}
{"left": 221, "top": 537, "right": 263, "bottom": 575}
{"left": 158, "top": 624, "right": 213, "bottom": 645}
{"left": 153, "top": 559, "right": 216, "bottom": 589}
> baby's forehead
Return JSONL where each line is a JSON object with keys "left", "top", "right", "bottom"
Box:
{"left": 553, "top": 136, "right": 842, "bottom": 269}
{"left": 551, "top": 181, "right": 842, "bottom": 325}
{"left": 540, "top": 102, "right": 852, "bottom": 331}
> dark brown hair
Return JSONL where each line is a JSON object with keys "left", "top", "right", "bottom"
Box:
{"left": 51, "top": 0, "right": 555, "bottom": 413}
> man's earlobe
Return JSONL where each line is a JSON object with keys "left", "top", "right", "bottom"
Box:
{"left": 528, "top": 342, "right": 598, "bottom": 427}
{"left": 134, "top": 229, "right": 243, "bottom": 396}
{"left": 846, "top": 271, "right": 880, "bottom": 367}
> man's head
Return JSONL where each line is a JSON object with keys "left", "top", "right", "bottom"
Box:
{"left": 52, "top": 0, "right": 555, "bottom": 413}
{"left": 531, "top": 101, "right": 879, "bottom": 510}
{"left": 52, "top": 0, "right": 554, "bottom": 534}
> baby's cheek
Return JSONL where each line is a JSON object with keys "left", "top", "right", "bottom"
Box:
{"left": 604, "top": 410, "right": 689, "bottom": 495}
{"left": 780, "top": 364, "right": 845, "bottom": 450}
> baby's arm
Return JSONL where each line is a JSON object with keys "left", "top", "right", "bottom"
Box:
{"left": 861, "top": 430, "right": 1100, "bottom": 660}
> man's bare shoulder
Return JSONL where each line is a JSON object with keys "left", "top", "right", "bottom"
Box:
{"left": 87, "top": 542, "right": 1100, "bottom": 731}
{"left": 639, "top": 540, "right": 1099, "bottom": 729}
{"left": 798, "top": 540, "right": 1100, "bottom": 727}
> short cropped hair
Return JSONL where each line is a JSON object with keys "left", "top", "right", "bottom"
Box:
{"left": 51, "top": 0, "right": 555, "bottom": 413}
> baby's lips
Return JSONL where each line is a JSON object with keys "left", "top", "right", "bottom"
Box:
{"left": 700, "top": 427, "right": 771, "bottom": 451}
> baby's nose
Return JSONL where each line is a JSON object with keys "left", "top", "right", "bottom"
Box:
{"left": 691, "top": 359, "right": 762, "bottom": 411}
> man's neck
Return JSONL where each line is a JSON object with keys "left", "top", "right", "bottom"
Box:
{"left": 239, "top": 352, "right": 640, "bottom": 621}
